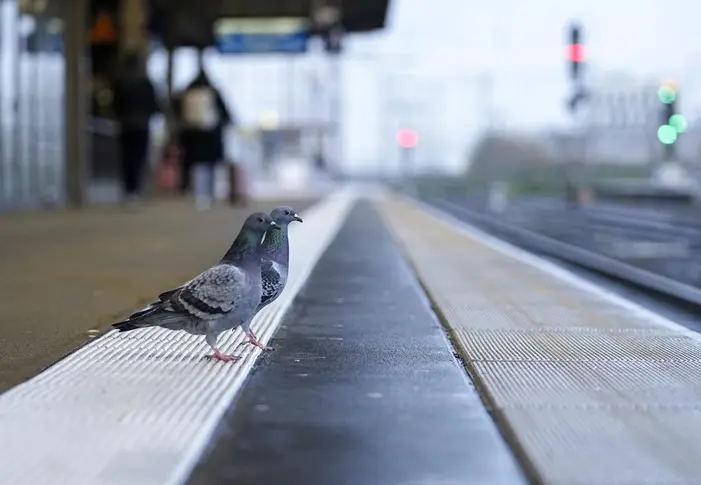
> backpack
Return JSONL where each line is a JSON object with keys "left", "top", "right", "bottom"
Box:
{"left": 181, "top": 86, "right": 219, "bottom": 130}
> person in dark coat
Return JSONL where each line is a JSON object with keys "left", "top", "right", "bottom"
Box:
{"left": 112, "top": 51, "right": 159, "bottom": 205}
{"left": 172, "top": 69, "right": 233, "bottom": 210}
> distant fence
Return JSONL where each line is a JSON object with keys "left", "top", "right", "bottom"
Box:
{"left": 407, "top": 162, "right": 652, "bottom": 201}
{"left": 468, "top": 162, "right": 651, "bottom": 195}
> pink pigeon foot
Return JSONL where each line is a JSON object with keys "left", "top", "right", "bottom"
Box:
{"left": 247, "top": 330, "right": 274, "bottom": 351}
{"left": 205, "top": 349, "right": 241, "bottom": 362}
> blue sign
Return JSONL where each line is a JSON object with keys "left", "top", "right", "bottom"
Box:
{"left": 214, "top": 18, "right": 309, "bottom": 55}
{"left": 215, "top": 32, "right": 308, "bottom": 54}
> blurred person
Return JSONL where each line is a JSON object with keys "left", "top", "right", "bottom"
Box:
{"left": 227, "top": 128, "right": 250, "bottom": 206}
{"left": 112, "top": 51, "right": 159, "bottom": 207}
{"left": 173, "top": 68, "right": 233, "bottom": 211}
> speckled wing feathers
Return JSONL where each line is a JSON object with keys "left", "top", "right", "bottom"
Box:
{"left": 164, "top": 264, "right": 245, "bottom": 320}
{"left": 259, "top": 260, "right": 283, "bottom": 309}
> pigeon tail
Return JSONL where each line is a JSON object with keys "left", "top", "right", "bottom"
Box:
{"left": 111, "top": 307, "right": 174, "bottom": 332}
{"left": 125, "top": 287, "right": 181, "bottom": 320}
{"left": 112, "top": 320, "right": 142, "bottom": 332}
{"left": 126, "top": 305, "right": 157, "bottom": 320}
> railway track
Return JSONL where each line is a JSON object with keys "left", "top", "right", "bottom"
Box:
{"left": 430, "top": 197, "right": 701, "bottom": 308}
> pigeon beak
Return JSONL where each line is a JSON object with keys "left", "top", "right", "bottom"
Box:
{"left": 269, "top": 221, "right": 281, "bottom": 230}
{"left": 293, "top": 214, "right": 303, "bottom": 223}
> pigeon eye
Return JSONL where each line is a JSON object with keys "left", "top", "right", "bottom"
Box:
{"left": 257, "top": 217, "right": 263, "bottom": 223}
{"left": 284, "top": 210, "right": 290, "bottom": 215}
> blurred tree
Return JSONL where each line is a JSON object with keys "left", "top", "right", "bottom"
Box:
{"left": 465, "top": 133, "right": 555, "bottom": 191}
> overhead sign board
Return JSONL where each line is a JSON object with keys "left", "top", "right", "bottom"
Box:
{"left": 214, "top": 17, "right": 310, "bottom": 54}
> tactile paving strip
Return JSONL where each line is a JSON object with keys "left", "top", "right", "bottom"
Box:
{"left": 455, "top": 328, "right": 701, "bottom": 362}
{"left": 473, "top": 360, "right": 701, "bottom": 408}
{"left": 0, "top": 187, "right": 358, "bottom": 485}
{"left": 377, "top": 195, "right": 701, "bottom": 485}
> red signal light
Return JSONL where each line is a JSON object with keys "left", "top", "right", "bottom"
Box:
{"left": 567, "top": 43, "right": 585, "bottom": 62}
{"left": 396, "top": 128, "right": 418, "bottom": 148}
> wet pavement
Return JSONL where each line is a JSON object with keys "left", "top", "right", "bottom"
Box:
{"left": 187, "top": 201, "right": 526, "bottom": 485}
{"left": 0, "top": 198, "right": 314, "bottom": 392}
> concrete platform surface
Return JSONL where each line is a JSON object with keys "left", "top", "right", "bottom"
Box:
{"left": 0, "top": 198, "right": 315, "bottom": 392}
{"left": 379, "top": 195, "right": 701, "bottom": 485}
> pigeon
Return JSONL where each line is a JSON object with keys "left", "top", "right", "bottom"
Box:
{"left": 242, "top": 206, "right": 303, "bottom": 351}
{"left": 111, "top": 212, "right": 280, "bottom": 362}
{"left": 129, "top": 207, "right": 303, "bottom": 352}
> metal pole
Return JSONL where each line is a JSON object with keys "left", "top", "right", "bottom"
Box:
{"left": 196, "top": 47, "right": 203, "bottom": 72}
{"left": 165, "top": 47, "right": 174, "bottom": 136}
{"left": 13, "top": 2, "right": 22, "bottom": 202}
{"left": 565, "top": 78, "right": 587, "bottom": 206}
{"left": 402, "top": 146, "right": 412, "bottom": 177}
{"left": 30, "top": 12, "right": 41, "bottom": 200}
{"left": 0, "top": 0, "right": 6, "bottom": 201}
{"left": 166, "top": 47, "right": 174, "bottom": 97}
{"left": 64, "top": 0, "right": 89, "bottom": 207}
{"left": 566, "top": 104, "right": 578, "bottom": 206}
{"left": 664, "top": 133, "right": 675, "bottom": 161}
{"left": 287, "top": 56, "right": 294, "bottom": 121}
{"left": 664, "top": 97, "right": 677, "bottom": 162}
{"left": 478, "top": 73, "right": 494, "bottom": 131}
{"left": 378, "top": 66, "right": 390, "bottom": 180}
{"left": 476, "top": 73, "right": 496, "bottom": 187}
{"left": 329, "top": 52, "right": 341, "bottom": 176}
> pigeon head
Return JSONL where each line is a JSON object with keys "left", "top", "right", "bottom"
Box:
{"left": 270, "top": 206, "right": 303, "bottom": 225}
{"left": 222, "top": 213, "right": 279, "bottom": 263}
{"left": 245, "top": 212, "right": 280, "bottom": 234}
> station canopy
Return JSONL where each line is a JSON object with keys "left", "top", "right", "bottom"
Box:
{"left": 148, "top": 0, "right": 391, "bottom": 48}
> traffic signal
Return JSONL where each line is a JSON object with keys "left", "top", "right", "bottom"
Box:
{"left": 669, "top": 114, "right": 688, "bottom": 133}
{"left": 658, "top": 83, "right": 676, "bottom": 104}
{"left": 567, "top": 22, "right": 585, "bottom": 81}
{"left": 657, "top": 81, "right": 682, "bottom": 146}
{"left": 568, "top": 89, "right": 589, "bottom": 112}
{"left": 396, "top": 128, "right": 418, "bottom": 149}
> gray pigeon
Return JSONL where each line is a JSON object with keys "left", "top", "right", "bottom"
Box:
{"left": 242, "top": 206, "right": 303, "bottom": 350}
{"left": 111, "top": 212, "right": 280, "bottom": 362}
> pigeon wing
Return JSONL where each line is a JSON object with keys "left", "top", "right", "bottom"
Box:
{"left": 259, "top": 260, "right": 282, "bottom": 308}
{"left": 165, "top": 264, "right": 245, "bottom": 320}
{"left": 158, "top": 287, "right": 183, "bottom": 302}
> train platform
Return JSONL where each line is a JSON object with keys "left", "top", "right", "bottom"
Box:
{"left": 2, "top": 187, "right": 701, "bottom": 484}
{"left": 0, "top": 196, "right": 318, "bottom": 391}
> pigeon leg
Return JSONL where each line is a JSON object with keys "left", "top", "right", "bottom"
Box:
{"left": 242, "top": 319, "right": 273, "bottom": 351}
{"left": 204, "top": 332, "right": 241, "bottom": 362}
{"left": 247, "top": 330, "right": 274, "bottom": 351}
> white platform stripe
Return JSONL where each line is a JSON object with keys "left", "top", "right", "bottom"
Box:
{"left": 0, "top": 186, "right": 358, "bottom": 485}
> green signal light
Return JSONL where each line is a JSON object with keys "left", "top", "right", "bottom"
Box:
{"left": 669, "top": 114, "right": 687, "bottom": 133}
{"left": 658, "top": 85, "right": 676, "bottom": 104}
{"left": 658, "top": 125, "right": 678, "bottom": 144}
